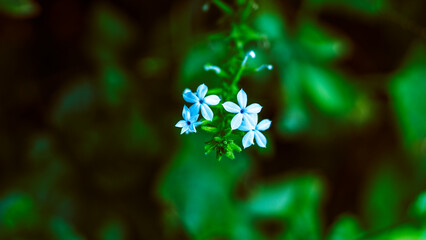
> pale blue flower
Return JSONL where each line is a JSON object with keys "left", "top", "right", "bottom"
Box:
{"left": 175, "top": 105, "right": 202, "bottom": 134}
{"left": 238, "top": 114, "right": 272, "bottom": 148}
{"left": 222, "top": 89, "right": 262, "bottom": 130}
{"left": 183, "top": 84, "right": 221, "bottom": 121}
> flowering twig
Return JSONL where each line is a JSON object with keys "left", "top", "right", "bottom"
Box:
{"left": 175, "top": 0, "right": 273, "bottom": 161}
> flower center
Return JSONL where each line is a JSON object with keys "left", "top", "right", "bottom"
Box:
{"left": 186, "top": 121, "right": 191, "bottom": 125}
{"left": 199, "top": 99, "right": 204, "bottom": 104}
{"left": 240, "top": 109, "right": 245, "bottom": 114}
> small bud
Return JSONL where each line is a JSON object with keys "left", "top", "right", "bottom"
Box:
{"left": 242, "top": 50, "right": 256, "bottom": 67}
{"left": 256, "top": 64, "right": 273, "bottom": 72}
{"left": 249, "top": 51, "right": 256, "bottom": 58}
{"left": 204, "top": 64, "right": 222, "bottom": 74}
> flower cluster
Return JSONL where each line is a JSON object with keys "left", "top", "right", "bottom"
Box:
{"left": 175, "top": 84, "right": 221, "bottom": 134}
{"left": 175, "top": 50, "right": 273, "bottom": 160}
{"left": 176, "top": 85, "right": 271, "bottom": 150}
{"left": 223, "top": 89, "right": 271, "bottom": 149}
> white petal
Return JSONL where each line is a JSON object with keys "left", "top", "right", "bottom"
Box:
{"left": 189, "top": 103, "right": 201, "bottom": 116}
{"left": 189, "top": 114, "right": 199, "bottom": 123}
{"left": 246, "top": 103, "right": 262, "bottom": 114}
{"left": 256, "top": 119, "right": 272, "bottom": 131}
{"left": 222, "top": 102, "right": 240, "bottom": 113}
{"left": 244, "top": 113, "right": 258, "bottom": 127}
{"left": 181, "top": 125, "right": 189, "bottom": 134}
{"left": 237, "top": 89, "right": 247, "bottom": 108}
{"left": 183, "top": 88, "right": 191, "bottom": 94}
{"left": 204, "top": 95, "right": 221, "bottom": 105}
{"left": 175, "top": 120, "right": 186, "bottom": 128}
{"left": 193, "top": 121, "right": 202, "bottom": 127}
{"left": 238, "top": 120, "right": 254, "bottom": 131}
{"left": 254, "top": 130, "right": 267, "bottom": 148}
{"left": 231, "top": 113, "right": 243, "bottom": 130}
{"left": 183, "top": 106, "right": 190, "bottom": 120}
{"left": 201, "top": 104, "right": 214, "bottom": 121}
{"left": 189, "top": 124, "right": 196, "bottom": 133}
{"left": 197, "top": 84, "right": 208, "bottom": 99}
{"left": 242, "top": 131, "right": 254, "bottom": 149}
{"left": 183, "top": 92, "right": 198, "bottom": 103}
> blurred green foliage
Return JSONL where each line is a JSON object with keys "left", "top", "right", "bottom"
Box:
{"left": 327, "top": 215, "right": 363, "bottom": 240}
{"left": 0, "top": 193, "right": 38, "bottom": 233}
{"left": 390, "top": 44, "right": 426, "bottom": 164}
{"left": 0, "top": 0, "right": 425, "bottom": 239}
{"left": 159, "top": 133, "right": 324, "bottom": 239}
{"left": 0, "top": 0, "right": 39, "bottom": 18}
{"left": 305, "top": 0, "right": 386, "bottom": 14}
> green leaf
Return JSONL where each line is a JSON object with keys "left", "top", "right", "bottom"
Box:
{"left": 52, "top": 81, "right": 95, "bottom": 128}
{"left": 278, "top": 61, "right": 311, "bottom": 135}
{"left": 297, "top": 20, "right": 348, "bottom": 62}
{"left": 362, "top": 165, "right": 406, "bottom": 230}
{"left": 409, "top": 191, "right": 426, "bottom": 220}
{"left": 99, "top": 219, "right": 125, "bottom": 240}
{"left": 90, "top": 2, "right": 133, "bottom": 52}
{"left": 158, "top": 133, "right": 251, "bottom": 238}
{"left": 229, "top": 142, "right": 242, "bottom": 152}
{"left": 253, "top": 11, "right": 287, "bottom": 40}
{"left": 390, "top": 44, "right": 426, "bottom": 162}
{"left": 327, "top": 215, "right": 363, "bottom": 240}
{"left": 214, "top": 136, "right": 223, "bottom": 142}
{"left": 230, "top": 24, "right": 264, "bottom": 45}
{"left": 204, "top": 141, "right": 216, "bottom": 155}
{"left": 279, "top": 104, "right": 310, "bottom": 135}
{"left": 50, "top": 217, "right": 84, "bottom": 240}
{"left": 305, "top": 0, "right": 386, "bottom": 14}
{"left": 0, "top": 0, "right": 40, "bottom": 18}
{"left": 101, "top": 64, "right": 129, "bottom": 107}
{"left": 212, "top": 0, "right": 233, "bottom": 15}
{"left": 363, "top": 224, "right": 424, "bottom": 240}
{"left": 124, "top": 108, "right": 159, "bottom": 154}
{"left": 246, "top": 174, "right": 324, "bottom": 239}
{"left": 0, "top": 192, "right": 38, "bottom": 233}
{"left": 301, "top": 63, "right": 357, "bottom": 118}
{"left": 225, "top": 149, "right": 235, "bottom": 160}
{"left": 207, "top": 88, "right": 223, "bottom": 95}
{"left": 201, "top": 126, "right": 219, "bottom": 133}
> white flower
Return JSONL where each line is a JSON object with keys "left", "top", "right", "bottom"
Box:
{"left": 238, "top": 114, "right": 272, "bottom": 148}
{"left": 183, "top": 84, "right": 221, "bottom": 121}
{"left": 222, "top": 89, "right": 262, "bottom": 130}
{"left": 175, "top": 105, "right": 202, "bottom": 134}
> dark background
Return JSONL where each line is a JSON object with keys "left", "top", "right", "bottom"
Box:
{"left": 0, "top": 0, "right": 425, "bottom": 239}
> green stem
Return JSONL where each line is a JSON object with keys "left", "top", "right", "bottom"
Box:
{"left": 212, "top": 0, "right": 233, "bottom": 15}
{"left": 232, "top": 65, "right": 244, "bottom": 87}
